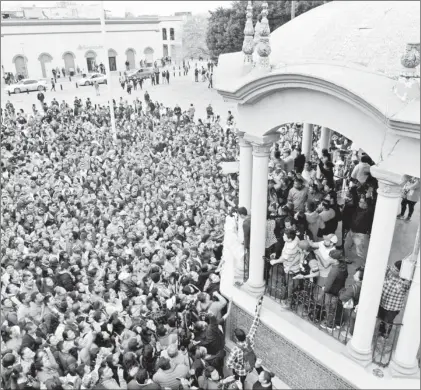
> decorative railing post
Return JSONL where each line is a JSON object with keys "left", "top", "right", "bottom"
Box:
{"left": 242, "top": 1, "right": 254, "bottom": 67}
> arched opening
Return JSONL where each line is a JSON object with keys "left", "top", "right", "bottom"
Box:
{"left": 125, "top": 48, "right": 136, "bottom": 70}
{"left": 108, "top": 48, "right": 117, "bottom": 71}
{"left": 144, "top": 47, "right": 154, "bottom": 66}
{"left": 38, "top": 52, "right": 53, "bottom": 78}
{"left": 62, "top": 51, "right": 76, "bottom": 74}
{"left": 13, "top": 54, "right": 27, "bottom": 78}
{"left": 85, "top": 50, "right": 97, "bottom": 72}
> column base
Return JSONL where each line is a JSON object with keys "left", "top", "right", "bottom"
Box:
{"left": 344, "top": 340, "right": 372, "bottom": 368}
{"left": 389, "top": 358, "right": 421, "bottom": 378}
{"left": 243, "top": 281, "right": 265, "bottom": 297}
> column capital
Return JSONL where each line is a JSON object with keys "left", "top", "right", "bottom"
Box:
{"left": 239, "top": 137, "right": 252, "bottom": 148}
{"left": 370, "top": 166, "right": 406, "bottom": 198}
{"left": 252, "top": 142, "right": 272, "bottom": 157}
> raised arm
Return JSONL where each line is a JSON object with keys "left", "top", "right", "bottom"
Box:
{"left": 247, "top": 295, "right": 264, "bottom": 344}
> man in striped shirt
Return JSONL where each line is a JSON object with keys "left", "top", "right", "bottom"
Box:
{"left": 226, "top": 295, "right": 264, "bottom": 386}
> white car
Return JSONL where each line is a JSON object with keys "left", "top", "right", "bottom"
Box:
{"left": 5, "top": 78, "right": 48, "bottom": 94}
{"left": 77, "top": 73, "right": 107, "bottom": 87}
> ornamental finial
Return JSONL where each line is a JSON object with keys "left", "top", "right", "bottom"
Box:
{"left": 253, "top": 17, "right": 261, "bottom": 48}
{"left": 256, "top": 1, "right": 271, "bottom": 71}
{"left": 393, "top": 43, "right": 420, "bottom": 102}
{"left": 242, "top": 1, "right": 254, "bottom": 64}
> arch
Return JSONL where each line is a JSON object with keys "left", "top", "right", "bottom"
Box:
{"left": 38, "top": 52, "right": 53, "bottom": 62}
{"left": 144, "top": 47, "right": 154, "bottom": 55}
{"left": 61, "top": 51, "right": 76, "bottom": 60}
{"left": 125, "top": 48, "right": 136, "bottom": 56}
{"left": 38, "top": 52, "right": 53, "bottom": 78}
{"left": 125, "top": 48, "right": 136, "bottom": 70}
{"left": 63, "top": 52, "right": 76, "bottom": 72}
{"left": 85, "top": 50, "right": 97, "bottom": 58}
{"left": 12, "top": 54, "right": 27, "bottom": 78}
{"left": 12, "top": 54, "right": 28, "bottom": 64}
{"left": 233, "top": 76, "right": 420, "bottom": 178}
{"left": 108, "top": 48, "right": 118, "bottom": 57}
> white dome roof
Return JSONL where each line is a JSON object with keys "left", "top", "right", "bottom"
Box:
{"left": 266, "top": 1, "right": 420, "bottom": 78}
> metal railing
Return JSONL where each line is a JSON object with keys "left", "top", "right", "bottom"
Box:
{"left": 263, "top": 257, "right": 401, "bottom": 367}
{"left": 244, "top": 249, "right": 250, "bottom": 282}
{"left": 372, "top": 318, "right": 402, "bottom": 368}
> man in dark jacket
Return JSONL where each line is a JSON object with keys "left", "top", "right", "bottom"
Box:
{"left": 56, "top": 262, "right": 75, "bottom": 291}
{"left": 294, "top": 147, "right": 306, "bottom": 173}
{"left": 238, "top": 207, "right": 251, "bottom": 251}
{"left": 322, "top": 249, "right": 348, "bottom": 330}
{"left": 344, "top": 195, "right": 374, "bottom": 265}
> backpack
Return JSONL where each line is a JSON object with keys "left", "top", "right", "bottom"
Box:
{"left": 239, "top": 340, "right": 257, "bottom": 373}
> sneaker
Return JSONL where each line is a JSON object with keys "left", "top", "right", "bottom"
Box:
{"left": 320, "top": 321, "right": 334, "bottom": 331}
{"left": 340, "top": 330, "right": 351, "bottom": 340}
{"left": 397, "top": 214, "right": 403, "bottom": 219}
{"left": 405, "top": 216, "right": 411, "bottom": 221}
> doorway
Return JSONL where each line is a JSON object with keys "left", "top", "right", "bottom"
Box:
{"left": 14, "top": 55, "right": 27, "bottom": 78}
{"left": 39, "top": 53, "right": 53, "bottom": 78}
{"left": 109, "top": 57, "right": 116, "bottom": 71}
{"left": 86, "top": 57, "right": 96, "bottom": 72}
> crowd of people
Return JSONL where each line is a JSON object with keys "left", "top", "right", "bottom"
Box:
{"left": 0, "top": 91, "right": 277, "bottom": 390}
{"left": 1, "top": 71, "right": 419, "bottom": 388}
{"left": 237, "top": 124, "right": 419, "bottom": 339}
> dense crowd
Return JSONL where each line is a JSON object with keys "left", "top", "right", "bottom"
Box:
{"left": 1, "top": 83, "right": 419, "bottom": 389}
{"left": 0, "top": 93, "right": 278, "bottom": 390}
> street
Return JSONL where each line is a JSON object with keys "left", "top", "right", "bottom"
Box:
{"left": 1, "top": 67, "right": 236, "bottom": 122}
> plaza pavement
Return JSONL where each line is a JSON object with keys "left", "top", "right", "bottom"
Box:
{"left": 1, "top": 68, "right": 237, "bottom": 123}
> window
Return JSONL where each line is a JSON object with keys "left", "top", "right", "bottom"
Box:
{"left": 162, "top": 28, "right": 167, "bottom": 40}
{"left": 23, "top": 80, "right": 36, "bottom": 84}
{"left": 163, "top": 44, "right": 168, "bottom": 57}
{"left": 170, "top": 28, "right": 175, "bottom": 40}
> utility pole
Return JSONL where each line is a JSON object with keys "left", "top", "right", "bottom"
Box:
{"left": 291, "top": 0, "right": 296, "bottom": 19}
{"left": 99, "top": 0, "right": 117, "bottom": 141}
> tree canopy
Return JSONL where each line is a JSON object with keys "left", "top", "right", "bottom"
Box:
{"left": 182, "top": 14, "right": 210, "bottom": 60}
{"left": 206, "top": 0, "right": 328, "bottom": 60}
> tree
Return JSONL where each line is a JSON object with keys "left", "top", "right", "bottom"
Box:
{"left": 182, "top": 13, "right": 211, "bottom": 60}
{"left": 206, "top": 0, "right": 328, "bottom": 60}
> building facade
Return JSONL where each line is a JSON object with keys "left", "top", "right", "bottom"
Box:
{"left": 1, "top": 16, "right": 183, "bottom": 79}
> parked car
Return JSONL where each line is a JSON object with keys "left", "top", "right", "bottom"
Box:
{"left": 76, "top": 72, "right": 107, "bottom": 87}
{"left": 126, "top": 68, "right": 154, "bottom": 81}
{"left": 5, "top": 78, "right": 48, "bottom": 94}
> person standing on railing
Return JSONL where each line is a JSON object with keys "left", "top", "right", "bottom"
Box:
{"left": 378, "top": 260, "right": 411, "bottom": 339}
{"left": 320, "top": 250, "right": 348, "bottom": 331}
{"left": 397, "top": 175, "right": 420, "bottom": 222}
{"left": 238, "top": 207, "right": 251, "bottom": 252}
{"left": 343, "top": 195, "right": 374, "bottom": 265}
{"left": 270, "top": 229, "right": 301, "bottom": 308}
{"left": 338, "top": 266, "right": 364, "bottom": 339}
{"left": 226, "top": 296, "right": 264, "bottom": 387}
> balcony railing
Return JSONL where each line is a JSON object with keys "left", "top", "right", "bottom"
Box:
{"left": 244, "top": 249, "right": 250, "bottom": 282}
{"left": 263, "top": 257, "right": 402, "bottom": 367}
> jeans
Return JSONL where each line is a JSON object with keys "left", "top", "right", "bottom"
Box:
{"left": 344, "top": 230, "right": 369, "bottom": 264}
{"left": 233, "top": 371, "right": 246, "bottom": 387}
{"left": 378, "top": 306, "right": 399, "bottom": 336}
{"left": 400, "top": 198, "right": 417, "bottom": 218}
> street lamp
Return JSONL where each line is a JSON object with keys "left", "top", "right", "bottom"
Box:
{"left": 291, "top": 0, "right": 296, "bottom": 20}
{"left": 99, "top": 0, "right": 117, "bottom": 141}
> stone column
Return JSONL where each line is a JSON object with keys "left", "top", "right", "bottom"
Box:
{"left": 244, "top": 142, "right": 271, "bottom": 296}
{"left": 301, "top": 123, "right": 313, "bottom": 160}
{"left": 238, "top": 132, "right": 253, "bottom": 214}
{"left": 346, "top": 167, "right": 405, "bottom": 365}
{"left": 390, "top": 250, "right": 420, "bottom": 377}
{"left": 319, "top": 126, "right": 331, "bottom": 155}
